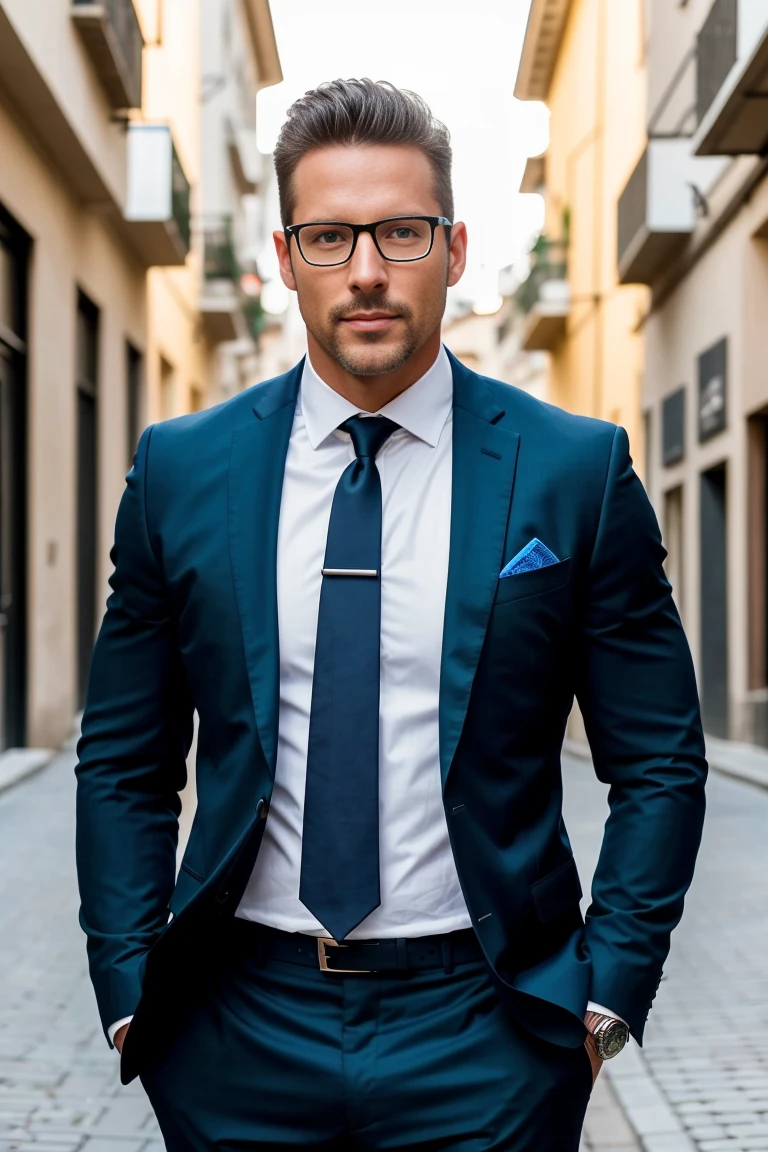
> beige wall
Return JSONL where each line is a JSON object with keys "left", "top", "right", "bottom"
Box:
{"left": 644, "top": 168, "right": 768, "bottom": 740}
{"left": 541, "top": 0, "right": 649, "bottom": 466}
{"left": 0, "top": 0, "right": 212, "bottom": 748}
{"left": 0, "top": 94, "right": 147, "bottom": 747}
{"left": 141, "top": 0, "right": 211, "bottom": 422}
{"left": 0, "top": 0, "right": 128, "bottom": 203}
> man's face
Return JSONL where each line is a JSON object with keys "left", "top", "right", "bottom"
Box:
{"left": 275, "top": 145, "right": 466, "bottom": 378}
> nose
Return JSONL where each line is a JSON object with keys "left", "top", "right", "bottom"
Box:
{"left": 346, "top": 231, "right": 389, "bottom": 295}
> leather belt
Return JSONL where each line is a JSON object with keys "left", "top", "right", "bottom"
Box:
{"left": 229, "top": 919, "right": 484, "bottom": 975}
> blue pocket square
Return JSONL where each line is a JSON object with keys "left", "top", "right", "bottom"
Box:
{"left": 500, "top": 538, "right": 560, "bottom": 578}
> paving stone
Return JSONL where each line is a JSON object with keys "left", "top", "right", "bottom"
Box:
{"left": 2, "top": 743, "right": 766, "bottom": 1152}
{"left": 563, "top": 753, "right": 768, "bottom": 1152}
{"left": 81, "top": 1143, "right": 145, "bottom": 1152}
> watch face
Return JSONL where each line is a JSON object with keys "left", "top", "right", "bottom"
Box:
{"left": 596, "top": 1021, "right": 629, "bottom": 1060}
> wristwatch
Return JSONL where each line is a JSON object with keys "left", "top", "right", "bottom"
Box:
{"left": 584, "top": 1011, "right": 629, "bottom": 1060}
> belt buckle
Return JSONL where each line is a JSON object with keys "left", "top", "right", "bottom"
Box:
{"left": 317, "top": 938, "right": 372, "bottom": 974}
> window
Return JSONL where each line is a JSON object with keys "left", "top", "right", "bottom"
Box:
{"left": 662, "top": 387, "right": 686, "bottom": 466}
{"left": 75, "top": 290, "right": 99, "bottom": 710}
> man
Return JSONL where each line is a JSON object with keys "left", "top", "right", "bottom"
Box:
{"left": 76, "top": 79, "right": 707, "bottom": 1151}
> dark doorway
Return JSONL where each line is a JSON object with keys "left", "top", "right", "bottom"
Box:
{"left": 76, "top": 292, "right": 99, "bottom": 711}
{"left": 746, "top": 412, "right": 768, "bottom": 744}
{"left": 0, "top": 206, "right": 29, "bottom": 750}
{"left": 126, "top": 341, "right": 143, "bottom": 469}
{"left": 700, "top": 463, "right": 728, "bottom": 737}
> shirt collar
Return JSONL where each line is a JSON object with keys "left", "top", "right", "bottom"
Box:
{"left": 299, "top": 344, "right": 453, "bottom": 450}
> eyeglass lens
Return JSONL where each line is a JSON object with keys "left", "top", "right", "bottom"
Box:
{"left": 299, "top": 219, "right": 433, "bottom": 265}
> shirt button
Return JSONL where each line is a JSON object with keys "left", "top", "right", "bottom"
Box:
{"left": 257, "top": 797, "right": 269, "bottom": 819}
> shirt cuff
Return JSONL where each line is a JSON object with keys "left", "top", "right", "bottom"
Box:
{"left": 586, "top": 1001, "right": 628, "bottom": 1027}
{"left": 108, "top": 1015, "right": 134, "bottom": 1047}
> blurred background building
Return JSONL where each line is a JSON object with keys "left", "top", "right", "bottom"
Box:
{"left": 4, "top": 0, "right": 768, "bottom": 762}
{"left": 0, "top": 0, "right": 281, "bottom": 752}
{"left": 623, "top": 0, "right": 768, "bottom": 748}
{"left": 512, "top": 0, "right": 768, "bottom": 751}
{"left": 512, "top": 0, "right": 649, "bottom": 464}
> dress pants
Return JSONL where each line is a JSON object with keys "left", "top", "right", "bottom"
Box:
{"left": 139, "top": 924, "right": 593, "bottom": 1151}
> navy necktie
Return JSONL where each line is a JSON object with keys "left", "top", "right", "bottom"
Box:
{"left": 299, "top": 414, "right": 400, "bottom": 941}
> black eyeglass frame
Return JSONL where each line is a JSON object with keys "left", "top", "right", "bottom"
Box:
{"left": 285, "top": 215, "right": 453, "bottom": 267}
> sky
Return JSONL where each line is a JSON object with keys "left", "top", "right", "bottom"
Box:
{"left": 256, "top": 0, "right": 549, "bottom": 315}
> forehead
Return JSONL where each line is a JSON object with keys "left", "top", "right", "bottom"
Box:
{"left": 290, "top": 145, "right": 441, "bottom": 223}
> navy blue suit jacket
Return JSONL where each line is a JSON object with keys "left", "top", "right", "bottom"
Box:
{"left": 75, "top": 352, "right": 707, "bottom": 1084}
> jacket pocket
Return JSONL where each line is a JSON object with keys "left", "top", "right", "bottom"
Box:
{"left": 530, "top": 855, "right": 583, "bottom": 925}
{"left": 494, "top": 557, "right": 571, "bottom": 606}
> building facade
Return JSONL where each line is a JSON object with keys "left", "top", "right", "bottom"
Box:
{"left": 197, "top": 0, "right": 282, "bottom": 404}
{"left": 619, "top": 0, "right": 768, "bottom": 744}
{"left": 0, "top": 0, "right": 280, "bottom": 752}
{"left": 513, "top": 0, "right": 650, "bottom": 466}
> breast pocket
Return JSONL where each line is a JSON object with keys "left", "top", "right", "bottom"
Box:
{"left": 494, "top": 557, "right": 571, "bottom": 606}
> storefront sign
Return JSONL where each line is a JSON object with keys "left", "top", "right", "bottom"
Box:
{"left": 698, "top": 337, "right": 727, "bottom": 443}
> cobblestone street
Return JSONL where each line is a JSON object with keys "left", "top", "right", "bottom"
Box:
{"left": 0, "top": 744, "right": 765, "bottom": 1150}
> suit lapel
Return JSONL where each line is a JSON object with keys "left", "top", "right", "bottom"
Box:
{"left": 228, "top": 362, "right": 303, "bottom": 777}
{"left": 439, "top": 353, "right": 520, "bottom": 790}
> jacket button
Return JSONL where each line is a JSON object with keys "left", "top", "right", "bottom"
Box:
{"left": 257, "top": 797, "right": 269, "bottom": 819}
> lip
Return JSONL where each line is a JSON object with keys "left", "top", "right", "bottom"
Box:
{"left": 341, "top": 313, "right": 400, "bottom": 332}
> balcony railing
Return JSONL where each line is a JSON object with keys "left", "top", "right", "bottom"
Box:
{"left": 203, "top": 218, "right": 240, "bottom": 282}
{"left": 697, "top": 0, "right": 738, "bottom": 126}
{"left": 124, "top": 124, "right": 191, "bottom": 266}
{"left": 515, "top": 240, "right": 568, "bottom": 316}
{"left": 616, "top": 139, "right": 727, "bottom": 285}
{"left": 198, "top": 217, "right": 246, "bottom": 343}
{"left": 72, "top": 0, "right": 144, "bottom": 109}
{"left": 694, "top": 0, "right": 768, "bottom": 155}
{"left": 243, "top": 297, "right": 265, "bottom": 344}
{"left": 514, "top": 237, "right": 569, "bottom": 352}
{"left": 171, "top": 144, "right": 191, "bottom": 253}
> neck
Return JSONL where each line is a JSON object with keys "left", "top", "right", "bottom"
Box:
{"left": 306, "top": 328, "right": 443, "bottom": 411}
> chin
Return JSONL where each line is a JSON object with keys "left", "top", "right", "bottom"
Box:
{"left": 333, "top": 335, "right": 417, "bottom": 378}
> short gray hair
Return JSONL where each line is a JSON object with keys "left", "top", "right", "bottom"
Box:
{"left": 273, "top": 78, "right": 454, "bottom": 227}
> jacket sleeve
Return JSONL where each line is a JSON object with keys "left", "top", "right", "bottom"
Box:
{"left": 574, "top": 425, "right": 707, "bottom": 1044}
{"left": 75, "top": 424, "right": 194, "bottom": 1045}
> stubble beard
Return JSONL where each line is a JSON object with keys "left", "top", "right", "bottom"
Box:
{"left": 310, "top": 295, "right": 426, "bottom": 379}
{"left": 326, "top": 325, "right": 420, "bottom": 378}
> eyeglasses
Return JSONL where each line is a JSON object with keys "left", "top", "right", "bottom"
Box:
{"left": 285, "top": 216, "right": 453, "bottom": 267}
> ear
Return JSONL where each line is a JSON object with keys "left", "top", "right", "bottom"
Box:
{"left": 447, "top": 221, "right": 468, "bottom": 288}
{"left": 274, "top": 230, "right": 298, "bottom": 292}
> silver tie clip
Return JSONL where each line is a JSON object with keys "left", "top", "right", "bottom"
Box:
{"left": 322, "top": 568, "right": 379, "bottom": 577}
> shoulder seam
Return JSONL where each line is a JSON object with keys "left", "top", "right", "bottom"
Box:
{"left": 141, "top": 424, "right": 164, "bottom": 574}
{"left": 585, "top": 425, "right": 621, "bottom": 572}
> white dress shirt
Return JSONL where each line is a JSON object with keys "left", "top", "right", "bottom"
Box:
{"left": 108, "top": 345, "right": 621, "bottom": 1043}
{"left": 236, "top": 344, "right": 471, "bottom": 937}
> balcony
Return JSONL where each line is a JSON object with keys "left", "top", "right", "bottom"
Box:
{"left": 71, "top": 0, "right": 144, "bottom": 109}
{"left": 695, "top": 0, "right": 768, "bottom": 155}
{"left": 514, "top": 239, "right": 570, "bottom": 352}
{"left": 124, "top": 124, "right": 191, "bottom": 266}
{"left": 200, "top": 218, "right": 243, "bottom": 342}
{"left": 243, "top": 296, "right": 265, "bottom": 344}
{"left": 226, "top": 118, "right": 263, "bottom": 196}
{"left": 520, "top": 152, "right": 546, "bottom": 195}
{"left": 617, "top": 139, "right": 726, "bottom": 285}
